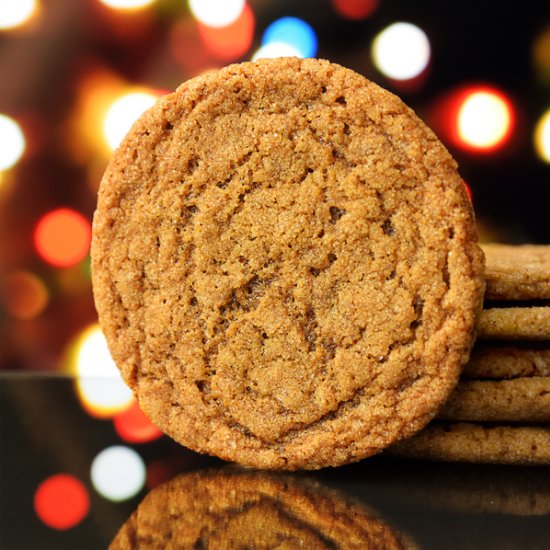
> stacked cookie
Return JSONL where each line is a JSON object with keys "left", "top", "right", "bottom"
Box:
{"left": 391, "top": 244, "right": 550, "bottom": 465}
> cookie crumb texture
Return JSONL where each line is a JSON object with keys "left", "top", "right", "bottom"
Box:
{"left": 92, "top": 58, "right": 483, "bottom": 469}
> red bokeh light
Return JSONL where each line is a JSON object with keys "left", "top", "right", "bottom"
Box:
{"left": 332, "top": 0, "right": 379, "bottom": 20}
{"left": 113, "top": 398, "right": 163, "bottom": 443}
{"left": 431, "top": 85, "right": 516, "bottom": 154}
{"left": 34, "top": 474, "right": 90, "bottom": 530}
{"left": 34, "top": 208, "right": 91, "bottom": 268}
{"left": 198, "top": 3, "right": 254, "bottom": 61}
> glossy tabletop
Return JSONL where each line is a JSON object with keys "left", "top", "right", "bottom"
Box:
{"left": 1, "top": 372, "right": 549, "bottom": 549}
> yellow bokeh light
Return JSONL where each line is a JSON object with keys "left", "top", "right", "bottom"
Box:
{"left": 98, "top": 0, "right": 157, "bottom": 11}
{"left": 188, "top": 0, "right": 245, "bottom": 28}
{"left": 534, "top": 109, "right": 550, "bottom": 163}
{"left": 457, "top": 91, "right": 512, "bottom": 149}
{"left": 371, "top": 22, "right": 430, "bottom": 80}
{"left": 103, "top": 91, "right": 157, "bottom": 151}
{"left": 70, "top": 324, "right": 133, "bottom": 418}
{"left": 0, "top": 0, "right": 38, "bottom": 30}
{"left": 0, "top": 114, "right": 26, "bottom": 171}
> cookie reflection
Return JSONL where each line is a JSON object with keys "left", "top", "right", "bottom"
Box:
{"left": 110, "top": 469, "right": 416, "bottom": 549}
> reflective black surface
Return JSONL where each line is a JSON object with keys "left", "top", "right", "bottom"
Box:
{"left": 1, "top": 373, "right": 549, "bottom": 549}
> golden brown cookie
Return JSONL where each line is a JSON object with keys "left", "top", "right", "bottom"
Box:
{"left": 388, "top": 423, "right": 550, "bottom": 465}
{"left": 483, "top": 243, "right": 550, "bottom": 301}
{"left": 477, "top": 307, "right": 550, "bottom": 340}
{"left": 109, "top": 469, "right": 416, "bottom": 549}
{"left": 463, "top": 344, "right": 550, "bottom": 379}
{"left": 438, "top": 377, "right": 550, "bottom": 422}
{"left": 92, "top": 57, "right": 484, "bottom": 469}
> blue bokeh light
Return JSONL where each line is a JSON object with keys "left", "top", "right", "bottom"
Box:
{"left": 261, "top": 16, "right": 318, "bottom": 58}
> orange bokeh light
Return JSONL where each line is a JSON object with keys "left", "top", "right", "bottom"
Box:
{"left": 34, "top": 474, "right": 90, "bottom": 530}
{"left": 332, "top": 0, "right": 379, "bottom": 20}
{"left": 198, "top": 3, "right": 254, "bottom": 61}
{"left": 34, "top": 208, "right": 91, "bottom": 268}
{"left": 113, "top": 399, "right": 163, "bottom": 443}
{"left": 3, "top": 271, "right": 48, "bottom": 319}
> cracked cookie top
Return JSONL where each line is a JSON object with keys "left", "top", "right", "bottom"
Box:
{"left": 91, "top": 58, "right": 484, "bottom": 469}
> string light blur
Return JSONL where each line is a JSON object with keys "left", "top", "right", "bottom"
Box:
{"left": 0, "top": 114, "right": 25, "bottom": 171}
{"left": 371, "top": 22, "right": 430, "bottom": 80}
{"left": 98, "top": 0, "right": 157, "bottom": 11}
{"left": 261, "top": 17, "right": 318, "bottom": 59}
{"left": 457, "top": 88, "right": 514, "bottom": 151}
{"left": 34, "top": 474, "right": 90, "bottom": 530}
{"left": 34, "top": 208, "right": 91, "bottom": 268}
{"left": 103, "top": 91, "right": 157, "bottom": 151}
{"left": 198, "top": 3, "right": 254, "bottom": 60}
{"left": 189, "top": 0, "right": 245, "bottom": 28}
{"left": 534, "top": 109, "right": 550, "bottom": 163}
{"left": 91, "top": 446, "right": 146, "bottom": 502}
{"left": 332, "top": 0, "right": 379, "bottom": 20}
{"left": 71, "top": 324, "right": 133, "bottom": 418}
{"left": 0, "top": 0, "right": 37, "bottom": 30}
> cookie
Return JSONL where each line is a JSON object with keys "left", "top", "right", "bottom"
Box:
{"left": 477, "top": 307, "right": 550, "bottom": 340}
{"left": 483, "top": 243, "right": 550, "bottom": 301}
{"left": 109, "top": 469, "right": 416, "bottom": 549}
{"left": 438, "top": 377, "right": 550, "bottom": 422}
{"left": 92, "top": 57, "right": 484, "bottom": 469}
{"left": 388, "top": 422, "right": 550, "bottom": 465}
{"left": 462, "top": 344, "right": 550, "bottom": 379}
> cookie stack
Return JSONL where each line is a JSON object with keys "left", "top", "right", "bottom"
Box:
{"left": 390, "top": 244, "right": 550, "bottom": 465}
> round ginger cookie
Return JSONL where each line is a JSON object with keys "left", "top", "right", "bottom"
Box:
{"left": 109, "top": 469, "right": 416, "bottom": 549}
{"left": 92, "top": 58, "right": 484, "bottom": 470}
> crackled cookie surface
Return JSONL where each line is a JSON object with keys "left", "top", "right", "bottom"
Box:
{"left": 92, "top": 58, "right": 484, "bottom": 469}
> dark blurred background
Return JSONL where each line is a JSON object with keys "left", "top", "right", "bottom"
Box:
{"left": 1, "top": 0, "right": 550, "bottom": 374}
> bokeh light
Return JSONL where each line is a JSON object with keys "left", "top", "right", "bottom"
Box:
{"left": 90, "top": 446, "right": 146, "bottom": 501}
{"left": 533, "top": 25, "right": 550, "bottom": 84}
{"left": 252, "top": 42, "right": 301, "bottom": 61}
{"left": 534, "top": 109, "right": 550, "bottom": 163}
{"left": 113, "top": 399, "right": 163, "bottom": 443}
{"left": 0, "top": 114, "right": 26, "bottom": 171}
{"left": 34, "top": 474, "right": 90, "bottom": 530}
{"left": 457, "top": 88, "right": 514, "bottom": 151}
{"left": 103, "top": 91, "right": 157, "bottom": 151}
{"left": 0, "top": 0, "right": 38, "bottom": 30}
{"left": 261, "top": 17, "right": 317, "bottom": 59}
{"left": 198, "top": 3, "right": 254, "bottom": 60}
{"left": 371, "top": 22, "right": 430, "bottom": 80}
{"left": 70, "top": 324, "right": 133, "bottom": 418}
{"left": 98, "top": 0, "right": 157, "bottom": 11}
{"left": 3, "top": 271, "right": 48, "bottom": 320}
{"left": 332, "top": 0, "right": 379, "bottom": 20}
{"left": 34, "top": 208, "right": 91, "bottom": 268}
{"left": 189, "top": 0, "right": 245, "bottom": 28}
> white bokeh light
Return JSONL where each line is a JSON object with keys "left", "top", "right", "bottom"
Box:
{"left": 0, "top": 0, "right": 37, "bottom": 30}
{"left": 103, "top": 91, "right": 157, "bottom": 151}
{"left": 74, "top": 324, "right": 133, "bottom": 417}
{"left": 534, "top": 109, "right": 550, "bottom": 163}
{"left": 91, "top": 446, "right": 146, "bottom": 502}
{"left": 188, "top": 0, "right": 245, "bottom": 28}
{"left": 371, "top": 22, "right": 431, "bottom": 80}
{"left": 251, "top": 42, "right": 301, "bottom": 61}
{"left": 0, "top": 114, "right": 25, "bottom": 171}
{"left": 98, "top": 0, "right": 156, "bottom": 11}
{"left": 458, "top": 91, "right": 511, "bottom": 149}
